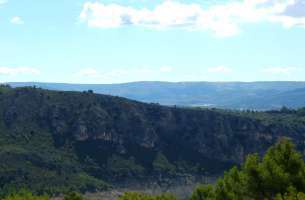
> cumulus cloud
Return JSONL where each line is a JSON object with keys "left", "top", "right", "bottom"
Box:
{"left": 281, "top": 0, "right": 305, "bottom": 17}
{"left": 208, "top": 66, "right": 232, "bottom": 73}
{"left": 262, "top": 66, "right": 297, "bottom": 74}
{"left": 10, "top": 16, "right": 24, "bottom": 25}
{"left": 80, "top": 1, "right": 202, "bottom": 28}
{"left": 0, "top": 67, "right": 40, "bottom": 75}
{"left": 269, "top": 0, "right": 305, "bottom": 28}
{"left": 79, "top": 0, "right": 305, "bottom": 37}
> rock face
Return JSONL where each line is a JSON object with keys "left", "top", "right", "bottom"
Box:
{"left": 1, "top": 85, "right": 305, "bottom": 193}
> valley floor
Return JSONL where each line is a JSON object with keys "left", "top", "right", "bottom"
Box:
{"left": 52, "top": 176, "right": 216, "bottom": 200}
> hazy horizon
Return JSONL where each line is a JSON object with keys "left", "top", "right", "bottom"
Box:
{"left": 4, "top": 80, "right": 305, "bottom": 86}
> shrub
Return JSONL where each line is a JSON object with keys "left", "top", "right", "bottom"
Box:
{"left": 118, "top": 192, "right": 177, "bottom": 200}
{"left": 190, "top": 139, "right": 305, "bottom": 200}
{"left": 64, "top": 192, "right": 84, "bottom": 200}
{"left": 3, "top": 190, "right": 49, "bottom": 200}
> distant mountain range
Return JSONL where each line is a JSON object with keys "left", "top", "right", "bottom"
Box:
{"left": 7, "top": 81, "right": 305, "bottom": 110}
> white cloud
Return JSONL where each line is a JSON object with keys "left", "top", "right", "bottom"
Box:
{"left": 80, "top": 1, "right": 202, "bottom": 29}
{"left": 160, "top": 66, "right": 173, "bottom": 72}
{"left": 79, "top": 0, "right": 304, "bottom": 37}
{"left": 0, "top": 67, "right": 40, "bottom": 75}
{"left": 262, "top": 67, "right": 297, "bottom": 74}
{"left": 0, "top": 0, "right": 7, "bottom": 5}
{"left": 281, "top": 0, "right": 305, "bottom": 17}
{"left": 10, "top": 16, "right": 24, "bottom": 25}
{"left": 208, "top": 66, "right": 232, "bottom": 73}
{"left": 270, "top": 15, "right": 305, "bottom": 28}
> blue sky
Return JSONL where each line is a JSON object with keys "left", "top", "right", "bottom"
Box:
{"left": 0, "top": 0, "right": 305, "bottom": 83}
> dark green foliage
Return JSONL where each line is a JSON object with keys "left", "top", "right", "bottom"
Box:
{"left": 2, "top": 189, "right": 49, "bottom": 200}
{"left": 190, "top": 139, "right": 305, "bottom": 200}
{"left": 274, "top": 186, "right": 305, "bottom": 200}
{"left": 189, "top": 185, "right": 215, "bottom": 200}
{"left": 1, "top": 86, "right": 305, "bottom": 196}
{"left": 107, "top": 155, "right": 145, "bottom": 176}
{"left": 64, "top": 192, "right": 85, "bottom": 200}
{"left": 118, "top": 192, "right": 177, "bottom": 200}
{"left": 153, "top": 152, "right": 176, "bottom": 174}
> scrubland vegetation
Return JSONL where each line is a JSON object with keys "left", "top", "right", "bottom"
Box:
{"left": 2, "top": 86, "right": 305, "bottom": 199}
{"left": 2, "top": 139, "right": 305, "bottom": 200}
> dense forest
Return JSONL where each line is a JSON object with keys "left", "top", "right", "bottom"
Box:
{"left": 1, "top": 85, "right": 305, "bottom": 197}
{"left": 2, "top": 139, "right": 305, "bottom": 199}
{"left": 118, "top": 139, "right": 305, "bottom": 200}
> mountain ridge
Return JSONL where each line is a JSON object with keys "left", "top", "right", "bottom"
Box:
{"left": 7, "top": 81, "right": 305, "bottom": 110}
{"left": 1, "top": 85, "right": 305, "bottom": 195}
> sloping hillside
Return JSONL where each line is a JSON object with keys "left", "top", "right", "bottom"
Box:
{"left": 1, "top": 85, "right": 305, "bottom": 195}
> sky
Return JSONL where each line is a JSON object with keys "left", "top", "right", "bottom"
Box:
{"left": 0, "top": 0, "right": 305, "bottom": 84}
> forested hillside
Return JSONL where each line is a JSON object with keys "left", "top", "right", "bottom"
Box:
{"left": 1, "top": 85, "right": 305, "bottom": 196}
